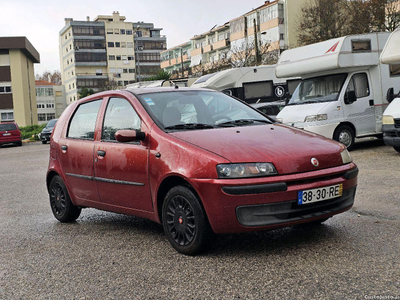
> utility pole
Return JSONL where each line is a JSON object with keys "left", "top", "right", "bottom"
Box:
{"left": 180, "top": 47, "right": 184, "bottom": 78}
{"left": 253, "top": 18, "right": 260, "bottom": 66}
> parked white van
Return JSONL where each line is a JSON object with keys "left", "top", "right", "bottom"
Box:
{"left": 192, "top": 65, "right": 301, "bottom": 104}
{"left": 380, "top": 29, "right": 400, "bottom": 153}
{"left": 276, "top": 32, "right": 400, "bottom": 150}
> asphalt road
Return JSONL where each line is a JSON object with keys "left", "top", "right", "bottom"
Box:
{"left": 0, "top": 141, "right": 399, "bottom": 299}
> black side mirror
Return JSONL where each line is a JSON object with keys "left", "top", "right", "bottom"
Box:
{"left": 115, "top": 130, "right": 145, "bottom": 143}
{"left": 387, "top": 87, "right": 395, "bottom": 103}
{"left": 344, "top": 90, "right": 357, "bottom": 105}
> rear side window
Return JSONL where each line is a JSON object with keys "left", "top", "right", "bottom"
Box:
{"left": 102, "top": 98, "right": 141, "bottom": 141}
{"left": 0, "top": 123, "right": 17, "bottom": 131}
{"left": 68, "top": 100, "right": 102, "bottom": 140}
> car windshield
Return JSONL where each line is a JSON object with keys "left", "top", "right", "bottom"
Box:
{"left": 137, "top": 90, "right": 272, "bottom": 130}
{"left": 289, "top": 74, "right": 347, "bottom": 105}
{"left": 46, "top": 119, "right": 57, "bottom": 128}
{"left": 0, "top": 123, "right": 17, "bottom": 131}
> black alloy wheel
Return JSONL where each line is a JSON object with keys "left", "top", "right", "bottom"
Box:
{"left": 49, "top": 176, "right": 81, "bottom": 222}
{"left": 162, "top": 186, "right": 212, "bottom": 255}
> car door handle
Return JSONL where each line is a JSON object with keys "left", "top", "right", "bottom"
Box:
{"left": 61, "top": 145, "right": 68, "bottom": 151}
{"left": 369, "top": 99, "right": 374, "bottom": 106}
{"left": 97, "top": 150, "right": 106, "bottom": 157}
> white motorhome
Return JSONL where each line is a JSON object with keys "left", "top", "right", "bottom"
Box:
{"left": 276, "top": 32, "right": 400, "bottom": 149}
{"left": 380, "top": 29, "right": 400, "bottom": 153}
{"left": 191, "top": 65, "right": 301, "bottom": 104}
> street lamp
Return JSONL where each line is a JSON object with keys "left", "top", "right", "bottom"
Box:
{"left": 135, "top": 44, "right": 143, "bottom": 82}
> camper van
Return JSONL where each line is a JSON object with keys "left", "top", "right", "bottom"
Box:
{"left": 127, "top": 78, "right": 198, "bottom": 89}
{"left": 276, "top": 32, "right": 400, "bottom": 150}
{"left": 380, "top": 29, "right": 400, "bottom": 153}
{"left": 191, "top": 65, "right": 301, "bottom": 104}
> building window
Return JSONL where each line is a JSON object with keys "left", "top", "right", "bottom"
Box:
{"left": 38, "top": 113, "right": 46, "bottom": 121}
{"left": 123, "top": 69, "right": 128, "bottom": 73}
{"left": 116, "top": 55, "right": 121, "bottom": 61}
{"left": 121, "top": 42, "right": 126, "bottom": 48}
{"left": 115, "top": 42, "right": 120, "bottom": 47}
{"left": 127, "top": 42, "right": 133, "bottom": 48}
{"left": 128, "top": 56, "right": 134, "bottom": 61}
{"left": 122, "top": 55, "right": 127, "bottom": 60}
{"left": 47, "top": 113, "right": 55, "bottom": 121}
{"left": 110, "top": 68, "right": 116, "bottom": 74}
{"left": 280, "top": 33, "right": 284, "bottom": 40}
{"left": 120, "top": 29, "right": 125, "bottom": 34}
{"left": 124, "top": 81, "right": 128, "bottom": 86}
{"left": 109, "top": 55, "right": 115, "bottom": 60}
{"left": 0, "top": 86, "right": 12, "bottom": 94}
{"left": 114, "top": 29, "right": 119, "bottom": 34}
{"left": 107, "top": 28, "right": 113, "bottom": 34}
{"left": 136, "top": 31, "right": 142, "bottom": 37}
{"left": 108, "top": 42, "right": 114, "bottom": 47}
{"left": 1, "top": 112, "right": 13, "bottom": 121}
{"left": 46, "top": 102, "right": 55, "bottom": 108}
{"left": 126, "top": 30, "right": 132, "bottom": 35}
{"left": 55, "top": 91, "right": 62, "bottom": 97}
{"left": 96, "top": 69, "right": 103, "bottom": 75}
{"left": 118, "top": 80, "right": 123, "bottom": 86}
{"left": 129, "top": 69, "right": 135, "bottom": 73}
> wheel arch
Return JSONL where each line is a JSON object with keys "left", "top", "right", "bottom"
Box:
{"left": 46, "top": 170, "right": 60, "bottom": 192}
{"left": 334, "top": 122, "right": 356, "bottom": 138}
{"left": 156, "top": 175, "right": 205, "bottom": 224}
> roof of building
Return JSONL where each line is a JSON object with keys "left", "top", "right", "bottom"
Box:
{"left": 35, "top": 80, "right": 58, "bottom": 86}
{"left": 0, "top": 37, "right": 40, "bottom": 63}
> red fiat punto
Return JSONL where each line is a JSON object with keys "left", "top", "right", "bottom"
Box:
{"left": 47, "top": 88, "right": 358, "bottom": 255}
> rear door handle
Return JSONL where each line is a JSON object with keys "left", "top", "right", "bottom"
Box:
{"left": 61, "top": 145, "right": 68, "bottom": 151}
{"left": 97, "top": 150, "right": 106, "bottom": 157}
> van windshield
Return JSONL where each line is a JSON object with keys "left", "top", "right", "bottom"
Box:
{"left": 288, "top": 74, "right": 347, "bottom": 105}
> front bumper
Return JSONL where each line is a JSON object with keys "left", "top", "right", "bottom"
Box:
{"left": 190, "top": 163, "right": 358, "bottom": 234}
{"left": 40, "top": 133, "right": 51, "bottom": 141}
{"left": 286, "top": 122, "right": 338, "bottom": 139}
{"left": 383, "top": 124, "right": 400, "bottom": 147}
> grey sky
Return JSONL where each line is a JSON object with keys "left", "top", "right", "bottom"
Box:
{"left": 1, "top": 0, "right": 267, "bottom": 76}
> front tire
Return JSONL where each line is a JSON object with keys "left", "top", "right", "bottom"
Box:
{"left": 162, "top": 186, "right": 212, "bottom": 255}
{"left": 49, "top": 175, "right": 81, "bottom": 222}
{"left": 334, "top": 125, "right": 355, "bottom": 150}
{"left": 42, "top": 140, "right": 47, "bottom": 144}
{"left": 394, "top": 146, "right": 400, "bottom": 153}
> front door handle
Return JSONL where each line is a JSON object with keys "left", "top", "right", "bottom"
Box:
{"left": 61, "top": 145, "right": 68, "bottom": 151}
{"left": 97, "top": 150, "right": 106, "bottom": 157}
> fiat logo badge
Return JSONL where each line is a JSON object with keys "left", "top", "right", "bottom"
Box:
{"left": 311, "top": 157, "right": 319, "bottom": 167}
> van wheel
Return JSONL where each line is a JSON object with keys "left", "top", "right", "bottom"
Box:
{"left": 49, "top": 176, "right": 81, "bottom": 222}
{"left": 394, "top": 147, "right": 400, "bottom": 153}
{"left": 42, "top": 140, "right": 47, "bottom": 144}
{"left": 162, "top": 186, "right": 212, "bottom": 255}
{"left": 334, "top": 125, "right": 355, "bottom": 150}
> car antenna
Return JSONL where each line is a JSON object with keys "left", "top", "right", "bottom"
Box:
{"left": 256, "top": 99, "right": 261, "bottom": 103}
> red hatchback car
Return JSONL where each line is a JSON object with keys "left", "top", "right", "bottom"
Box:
{"left": 0, "top": 121, "right": 22, "bottom": 147}
{"left": 47, "top": 88, "right": 358, "bottom": 255}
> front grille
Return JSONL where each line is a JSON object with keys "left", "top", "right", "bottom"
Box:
{"left": 395, "top": 119, "right": 400, "bottom": 128}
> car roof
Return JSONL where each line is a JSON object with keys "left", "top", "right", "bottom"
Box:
{"left": 251, "top": 101, "right": 286, "bottom": 108}
{"left": 125, "top": 86, "right": 214, "bottom": 95}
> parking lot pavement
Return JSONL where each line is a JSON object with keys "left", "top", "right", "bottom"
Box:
{"left": 0, "top": 141, "right": 399, "bottom": 299}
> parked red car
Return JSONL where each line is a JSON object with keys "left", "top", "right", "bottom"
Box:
{"left": 0, "top": 121, "right": 22, "bottom": 147}
{"left": 47, "top": 88, "right": 358, "bottom": 255}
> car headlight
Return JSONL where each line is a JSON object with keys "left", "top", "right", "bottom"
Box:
{"left": 304, "top": 114, "right": 328, "bottom": 122}
{"left": 216, "top": 163, "right": 277, "bottom": 178}
{"left": 340, "top": 149, "right": 352, "bottom": 164}
{"left": 382, "top": 115, "right": 394, "bottom": 125}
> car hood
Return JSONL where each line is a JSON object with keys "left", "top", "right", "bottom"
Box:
{"left": 170, "top": 124, "right": 345, "bottom": 175}
{"left": 42, "top": 128, "right": 53, "bottom": 133}
{"left": 277, "top": 102, "right": 330, "bottom": 124}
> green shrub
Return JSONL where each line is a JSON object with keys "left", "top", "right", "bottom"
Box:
{"left": 20, "top": 124, "right": 46, "bottom": 141}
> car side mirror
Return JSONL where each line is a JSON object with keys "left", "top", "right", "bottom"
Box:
{"left": 344, "top": 90, "right": 357, "bottom": 105}
{"left": 115, "top": 130, "right": 145, "bottom": 143}
{"left": 387, "top": 87, "right": 395, "bottom": 103}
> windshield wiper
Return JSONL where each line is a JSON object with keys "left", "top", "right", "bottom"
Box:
{"left": 164, "top": 123, "right": 214, "bottom": 130}
{"left": 217, "top": 119, "right": 271, "bottom": 127}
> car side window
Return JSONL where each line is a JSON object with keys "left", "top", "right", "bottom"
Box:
{"left": 102, "top": 97, "right": 141, "bottom": 141}
{"left": 68, "top": 100, "right": 102, "bottom": 140}
{"left": 347, "top": 73, "right": 369, "bottom": 98}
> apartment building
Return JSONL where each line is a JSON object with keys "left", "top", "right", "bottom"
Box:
{"left": 35, "top": 80, "right": 66, "bottom": 125}
{"left": 0, "top": 37, "right": 39, "bottom": 126}
{"left": 162, "top": 0, "right": 308, "bottom": 76}
{"left": 59, "top": 12, "right": 166, "bottom": 103}
{"left": 160, "top": 41, "right": 192, "bottom": 78}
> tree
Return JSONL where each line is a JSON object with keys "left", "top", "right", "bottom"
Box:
{"left": 144, "top": 69, "right": 171, "bottom": 81}
{"left": 298, "top": 0, "right": 349, "bottom": 46}
{"left": 99, "top": 78, "right": 119, "bottom": 91}
{"left": 368, "top": 0, "right": 400, "bottom": 32}
{"left": 79, "top": 87, "right": 95, "bottom": 98}
{"left": 35, "top": 70, "right": 62, "bottom": 85}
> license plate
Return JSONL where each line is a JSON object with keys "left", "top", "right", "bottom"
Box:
{"left": 298, "top": 184, "right": 343, "bottom": 205}
{"left": 3, "top": 133, "right": 11, "bottom": 136}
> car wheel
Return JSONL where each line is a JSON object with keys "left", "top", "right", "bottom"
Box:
{"left": 16, "top": 141, "right": 22, "bottom": 146}
{"left": 162, "top": 185, "right": 212, "bottom": 255}
{"left": 42, "top": 140, "right": 47, "bottom": 144}
{"left": 49, "top": 175, "right": 81, "bottom": 222}
{"left": 394, "top": 146, "right": 400, "bottom": 153}
{"left": 333, "top": 125, "right": 355, "bottom": 150}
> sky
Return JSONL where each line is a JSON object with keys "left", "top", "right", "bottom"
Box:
{"left": 1, "top": 0, "right": 267, "bottom": 76}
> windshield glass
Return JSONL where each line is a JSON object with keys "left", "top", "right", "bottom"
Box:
{"left": 138, "top": 90, "right": 271, "bottom": 130}
{"left": 46, "top": 119, "right": 57, "bottom": 128}
{"left": 0, "top": 123, "right": 17, "bottom": 131}
{"left": 289, "top": 74, "right": 347, "bottom": 105}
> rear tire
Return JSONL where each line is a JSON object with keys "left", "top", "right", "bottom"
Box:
{"left": 162, "top": 186, "right": 212, "bottom": 255}
{"left": 42, "top": 140, "right": 47, "bottom": 144}
{"left": 394, "top": 146, "right": 400, "bottom": 153}
{"left": 16, "top": 141, "right": 22, "bottom": 146}
{"left": 49, "top": 175, "right": 81, "bottom": 222}
{"left": 333, "top": 125, "right": 355, "bottom": 150}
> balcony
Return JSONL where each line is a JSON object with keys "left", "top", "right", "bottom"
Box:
{"left": 161, "top": 60, "right": 170, "bottom": 68}
{"left": 76, "top": 73, "right": 108, "bottom": 79}
{"left": 260, "top": 18, "right": 280, "bottom": 32}
{"left": 191, "top": 47, "right": 203, "bottom": 56}
{"left": 203, "top": 44, "right": 213, "bottom": 53}
{"left": 212, "top": 39, "right": 230, "bottom": 50}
